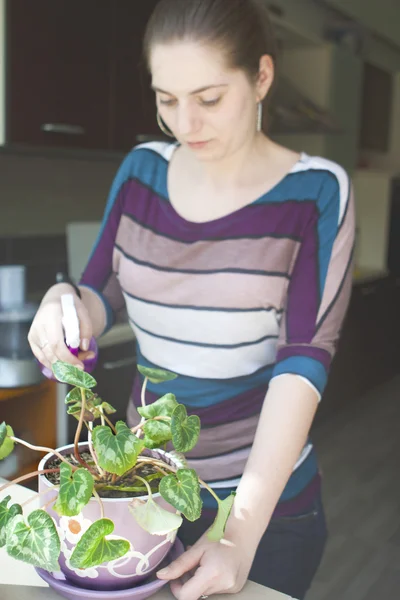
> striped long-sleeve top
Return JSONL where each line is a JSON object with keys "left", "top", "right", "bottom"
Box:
{"left": 80, "top": 141, "right": 355, "bottom": 516}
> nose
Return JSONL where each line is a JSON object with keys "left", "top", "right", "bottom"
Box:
{"left": 176, "top": 103, "right": 202, "bottom": 137}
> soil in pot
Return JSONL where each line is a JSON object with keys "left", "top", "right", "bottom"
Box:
{"left": 45, "top": 452, "right": 163, "bottom": 499}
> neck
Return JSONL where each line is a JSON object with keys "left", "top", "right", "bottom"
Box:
{"left": 189, "top": 132, "right": 272, "bottom": 190}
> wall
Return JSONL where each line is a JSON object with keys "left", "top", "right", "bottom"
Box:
{"left": 273, "top": 43, "right": 363, "bottom": 173}
{"left": 323, "top": 0, "right": 400, "bottom": 49}
{"left": 0, "top": 151, "right": 121, "bottom": 236}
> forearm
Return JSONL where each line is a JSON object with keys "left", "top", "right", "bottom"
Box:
{"left": 225, "top": 374, "right": 319, "bottom": 550}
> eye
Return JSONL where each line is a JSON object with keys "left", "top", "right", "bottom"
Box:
{"left": 200, "top": 97, "right": 221, "bottom": 107}
{"left": 158, "top": 97, "right": 177, "bottom": 107}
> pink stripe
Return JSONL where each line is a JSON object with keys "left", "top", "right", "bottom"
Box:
{"left": 116, "top": 249, "right": 287, "bottom": 310}
{"left": 116, "top": 215, "right": 299, "bottom": 274}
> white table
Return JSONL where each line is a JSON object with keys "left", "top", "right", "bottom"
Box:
{"left": 0, "top": 480, "right": 294, "bottom": 599}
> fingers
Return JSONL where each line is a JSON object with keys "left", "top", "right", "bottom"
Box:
{"left": 157, "top": 546, "right": 203, "bottom": 581}
{"left": 170, "top": 565, "right": 211, "bottom": 600}
{"left": 76, "top": 303, "right": 93, "bottom": 352}
{"left": 29, "top": 321, "right": 85, "bottom": 371}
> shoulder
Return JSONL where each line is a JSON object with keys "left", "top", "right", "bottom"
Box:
{"left": 109, "top": 141, "right": 176, "bottom": 199}
{"left": 121, "top": 141, "right": 176, "bottom": 174}
{"left": 293, "top": 154, "right": 351, "bottom": 224}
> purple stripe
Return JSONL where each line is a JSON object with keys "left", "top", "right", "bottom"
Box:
{"left": 80, "top": 196, "right": 123, "bottom": 290}
{"left": 131, "top": 376, "right": 267, "bottom": 426}
{"left": 277, "top": 346, "right": 331, "bottom": 371}
{"left": 286, "top": 214, "right": 320, "bottom": 341}
{"left": 201, "top": 474, "right": 321, "bottom": 520}
{"left": 123, "top": 180, "right": 315, "bottom": 243}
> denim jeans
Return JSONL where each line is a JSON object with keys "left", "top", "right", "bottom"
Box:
{"left": 178, "top": 489, "right": 328, "bottom": 600}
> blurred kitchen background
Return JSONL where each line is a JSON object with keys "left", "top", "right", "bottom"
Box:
{"left": 0, "top": 0, "right": 399, "bottom": 597}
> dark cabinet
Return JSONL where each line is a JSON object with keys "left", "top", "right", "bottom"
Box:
{"left": 111, "top": 0, "right": 161, "bottom": 151}
{"left": 6, "top": 0, "right": 161, "bottom": 152}
{"left": 315, "top": 276, "right": 400, "bottom": 425}
{"left": 7, "top": 0, "right": 113, "bottom": 150}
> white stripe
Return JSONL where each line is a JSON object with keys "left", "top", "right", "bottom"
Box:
{"left": 135, "top": 141, "right": 177, "bottom": 161}
{"left": 292, "top": 154, "right": 349, "bottom": 225}
{"left": 124, "top": 293, "right": 280, "bottom": 346}
{"left": 207, "top": 444, "right": 314, "bottom": 489}
{"left": 133, "top": 325, "right": 278, "bottom": 379}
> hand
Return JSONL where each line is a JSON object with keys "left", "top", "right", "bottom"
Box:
{"left": 28, "top": 294, "right": 94, "bottom": 371}
{"left": 157, "top": 532, "right": 254, "bottom": 600}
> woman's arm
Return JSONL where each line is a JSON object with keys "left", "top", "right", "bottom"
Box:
{"left": 224, "top": 374, "right": 318, "bottom": 549}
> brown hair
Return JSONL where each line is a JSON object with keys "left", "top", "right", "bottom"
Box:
{"left": 143, "top": 0, "right": 277, "bottom": 86}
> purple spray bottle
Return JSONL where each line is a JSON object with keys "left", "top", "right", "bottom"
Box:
{"left": 39, "top": 293, "right": 98, "bottom": 379}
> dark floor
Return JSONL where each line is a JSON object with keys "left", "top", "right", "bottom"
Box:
{"left": 307, "top": 376, "right": 400, "bottom": 599}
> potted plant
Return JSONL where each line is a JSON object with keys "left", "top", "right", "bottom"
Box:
{"left": 0, "top": 362, "right": 234, "bottom": 594}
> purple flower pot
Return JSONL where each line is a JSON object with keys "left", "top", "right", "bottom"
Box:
{"left": 38, "top": 443, "right": 181, "bottom": 592}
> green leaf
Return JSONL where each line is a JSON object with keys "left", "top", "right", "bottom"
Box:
{"left": 65, "top": 387, "right": 95, "bottom": 405}
{"left": 69, "top": 518, "right": 130, "bottom": 569}
{"left": 129, "top": 497, "right": 182, "bottom": 536}
{"left": 137, "top": 365, "right": 178, "bottom": 384}
{"left": 6, "top": 510, "right": 60, "bottom": 572}
{"left": 159, "top": 469, "right": 202, "bottom": 522}
{"left": 53, "top": 463, "right": 94, "bottom": 517}
{"left": 143, "top": 420, "right": 172, "bottom": 446}
{"left": 0, "top": 422, "right": 7, "bottom": 446}
{"left": 0, "top": 496, "right": 22, "bottom": 548}
{"left": 0, "top": 425, "right": 15, "bottom": 460}
{"left": 137, "top": 393, "right": 178, "bottom": 420}
{"left": 92, "top": 422, "right": 144, "bottom": 476}
{"left": 67, "top": 403, "right": 95, "bottom": 422}
{"left": 52, "top": 361, "right": 97, "bottom": 389}
{"left": 143, "top": 436, "right": 160, "bottom": 450}
{"left": 207, "top": 493, "right": 236, "bottom": 542}
{"left": 100, "top": 402, "right": 117, "bottom": 415}
{"left": 171, "top": 405, "right": 200, "bottom": 453}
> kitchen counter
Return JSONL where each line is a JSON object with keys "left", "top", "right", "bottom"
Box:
{"left": 0, "top": 480, "right": 295, "bottom": 600}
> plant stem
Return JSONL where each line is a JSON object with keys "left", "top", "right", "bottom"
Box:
{"left": 198, "top": 479, "right": 220, "bottom": 504}
{"left": 133, "top": 475, "right": 153, "bottom": 498}
{"left": 98, "top": 406, "right": 106, "bottom": 427}
{"left": 73, "top": 388, "right": 97, "bottom": 475}
{"left": 135, "top": 376, "right": 148, "bottom": 438}
{"left": 20, "top": 486, "right": 59, "bottom": 509}
{"left": 102, "top": 413, "right": 117, "bottom": 434}
{"left": 92, "top": 487, "right": 105, "bottom": 519}
{"left": 88, "top": 423, "right": 105, "bottom": 477}
{"left": 137, "top": 456, "right": 177, "bottom": 473}
{"left": 0, "top": 469, "right": 59, "bottom": 494}
{"left": 130, "top": 416, "right": 171, "bottom": 436}
{"left": 152, "top": 464, "right": 169, "bottom": 477}
{"left": 73, "top": 388, "right": 87, "bottom": 465}
{"left": 9, "top": 437, "right": 76, "bottom": 470}
{"left": 141, "top": 377, "right": 149, "bottom": 408}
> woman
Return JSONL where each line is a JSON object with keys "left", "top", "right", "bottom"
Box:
{"left": 28, "top": 1, "right": 355, "bottom": 598}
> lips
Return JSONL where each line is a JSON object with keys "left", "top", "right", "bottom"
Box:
{"left": 187, "top": 140, "right": 210, "bottom": 149}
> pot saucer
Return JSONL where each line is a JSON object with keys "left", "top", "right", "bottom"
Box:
{"left": 35, "top": 538, "right": 184, "bottom": 600}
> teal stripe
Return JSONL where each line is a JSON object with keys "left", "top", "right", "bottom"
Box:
{"left": 272, "top": 356, "right": 327, "bottom": 395}
{"left": 136, "top": 347, "right": 273, "bottom": 408}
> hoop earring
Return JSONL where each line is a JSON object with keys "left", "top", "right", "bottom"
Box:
{"left": 257, "top": 102, "right": 263, "bottom": 132}
{"left": 157, "top": 111, "right": 175, "bottom": 138}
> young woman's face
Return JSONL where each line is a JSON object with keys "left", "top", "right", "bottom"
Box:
{"left": 150, "top": 41, "right": 262, "bottom": 161}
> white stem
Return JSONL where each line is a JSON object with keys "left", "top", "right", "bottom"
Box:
{"left": 88, "top": 423, "right": 105, "bottom": 477}
{"left": 10, "top": 437, "right": 74, "bottom": 469}
{"left": 136, "top": 377, "right": 149, "bottom": 439}
{"left": 92, "top": 487, "right": 104, "bottom": 519}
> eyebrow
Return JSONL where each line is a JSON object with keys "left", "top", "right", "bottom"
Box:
{"left": 151, "top": 84, "right": 228, "bottom": 95}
